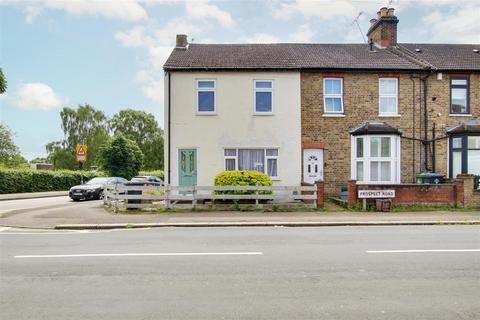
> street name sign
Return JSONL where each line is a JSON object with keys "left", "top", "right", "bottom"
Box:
{"left": 358, "top": 190, "right": 395, "bottom": 198}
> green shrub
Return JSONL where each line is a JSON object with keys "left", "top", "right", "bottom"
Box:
{"left": 214, "top": 170, "right": 272, "bottom": 194}
{"left": 0, "top": 169, "right": 105, "bottom": 194}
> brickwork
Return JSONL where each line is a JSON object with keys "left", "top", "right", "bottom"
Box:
{"left": 301, "top": 71, "right": 480, "bottom": 196}
{"left": 457, "top": 175, "right": 480, "bottom": 208}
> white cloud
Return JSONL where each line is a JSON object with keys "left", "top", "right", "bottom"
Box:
{"left": 154, "top": 17, "right": 202, "bottom": 45}
{"left": 243, "top": 33, "right": 281, "bottom": 43}
{"left": 10, "top": 0, "right": 147, "bottom": 23}
{"left": 142, "top": 79, "right": 164, "bottom": 102}
{"left": 289, "top": 24, "right": 314, "bottom": 42}
{"left": 422, "top": 6, "right": 480, "bottom": 43}
{"left": 185, "top": 0, "right": 235, "bottom": 28}
{"left": 15, "top": 83, "right": 64, "bottom": 111}
{"left": 273, "top": 0, "right": 356, "bottom": 20}
{"left": 115, "top": 26, "right": 154, "bottom": 48}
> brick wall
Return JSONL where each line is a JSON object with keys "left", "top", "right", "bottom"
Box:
{"left": 347, "top": 181, "right": 464, "bottom": 207}
{"left": 301, "top": 71, "right": 480, "bottom": 196}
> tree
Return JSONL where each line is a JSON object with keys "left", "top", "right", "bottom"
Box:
{"left": 46, "top": 104, "right": 110, "bottom": 169}
{"left": 110, "top": 109, "right": 164, "bottom": 170}
{"left": 98, "top": 134, "right": 143, "bottom": 180}
{"left": 0, "top": 68, "right": 6, "bottom": 94}
{"left": 30, "top": 157, "right": 48, "bottom": 164}
{"left": 0, "top": 124, "right": 28, "bottom": 168}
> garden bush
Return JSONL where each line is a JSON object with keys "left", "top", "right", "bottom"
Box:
{"left": 0, "top": 169, "right": 105, "bottom": 194}
{"left": 214, "top": 170, "right": 272, "bottom": 194}
{"left": 138, "top": 170, "right": 164, "bottom": 179}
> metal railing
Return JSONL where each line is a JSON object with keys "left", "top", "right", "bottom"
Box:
{"left": 103, "top": 184, "right": 318, "bottom": 211}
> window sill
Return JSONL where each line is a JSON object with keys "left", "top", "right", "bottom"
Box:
{"left": 254, "top": 112, "right": 274, "bottom": 116}
{"left": 322, "top": 113, "right": 345, "bottom": 117}
{"left": 196, "top": 112, "right": 217, "bottom": 116}
{"left": 379, "top": 114, "right": 401, "bottom": 117}
{"left": 449, "top": 114, "right": 472, "bottom": 117}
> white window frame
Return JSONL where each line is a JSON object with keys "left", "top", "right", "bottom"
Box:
{"left": 323, "top": 78, "right": 344, "bottom": 114}
{"left": 351, "top": 135, "right": 401, "bottom": 184}
{"left": 223, "top": 148, "right": 279, "bottom": 179}
{"left": 379, "top": 78, "right": 399, "bottom": 116}
{"left": 196, "top": 79, "right": 216, "bottom": 114}
{"left": 254, "top": 80, "right": 274, "bottom": 114}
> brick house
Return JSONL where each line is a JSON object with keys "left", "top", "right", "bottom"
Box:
{"left": 163, "top": 7, "right": 479, "bottom": 194}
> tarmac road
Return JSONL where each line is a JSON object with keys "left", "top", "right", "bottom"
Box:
{"left": 1, "top": 225, "right": 479, "bottom": 319}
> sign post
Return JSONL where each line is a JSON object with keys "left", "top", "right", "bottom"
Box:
{"left": 358, "top": 190, "right": 395, "bottom": 211}
{"left": 76, "top": 145, "right": 87, "bottom": 184}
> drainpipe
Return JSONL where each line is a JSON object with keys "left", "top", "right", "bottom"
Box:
{"left": 432, "top": 122, "right": 436, "bottom": 172}
{"left": 409, "top": 75, "right": 416, "bottom": 182}
{"left": 167, "top": 72, "right": 171, "bottom": 184}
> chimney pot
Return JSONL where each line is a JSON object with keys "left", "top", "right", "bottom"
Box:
{"left": 367, "top": 7, "right": 399, "bottom": 47}
{"left": 380, "top": 7, "right": 388, "bottom": 17}
{"left": 387, "top": 8, "right": 395, "bottom": 16}
{"left": 370, "top": 18, "right": 377, "bottom": 26}
{"left": 176, "top": 34, "right": 188, "bottom": 49}
{"left": 377, "top": 11, "right": 381, "bottom": 18}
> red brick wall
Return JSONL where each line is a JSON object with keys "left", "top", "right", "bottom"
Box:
{"left": 350, "top": 183, "right": 463, "bottom": 207}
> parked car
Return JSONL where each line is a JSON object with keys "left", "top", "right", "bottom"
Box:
{"left": 69, "top": 177, "right": 128, "bottom": 201}
{"left": 130, "top": 176, "right": 163, "bottom": 186}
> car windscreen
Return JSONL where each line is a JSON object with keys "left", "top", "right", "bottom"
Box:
{"left": 86, "top": 177, "right": 109, "bottom": 185}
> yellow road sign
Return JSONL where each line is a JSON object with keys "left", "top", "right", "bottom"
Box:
{"left": 76, "top": 145, "right": 87, "bottom": 162}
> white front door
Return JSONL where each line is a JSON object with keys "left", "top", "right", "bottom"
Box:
{"left": 303, "top": 149, "right": 324, "bottom": 184}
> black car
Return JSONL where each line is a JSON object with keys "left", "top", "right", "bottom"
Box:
{"left": 69, "top": 177, "right": 127, "bottom": 201}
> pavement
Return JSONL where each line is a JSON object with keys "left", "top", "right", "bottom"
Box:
{"left": 1, "top": 225, "right": 479, "bottom": 319}
{"left": 0, "top": 191, "right": 68, "bottom": 201}
{"left": 0, "top": 196, "right": 479, "bottom": 229}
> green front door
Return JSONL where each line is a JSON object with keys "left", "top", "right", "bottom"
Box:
{"left": 178, "top": 149, "right": 197, "bottom": 187}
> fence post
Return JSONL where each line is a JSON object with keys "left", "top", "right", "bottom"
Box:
{"left": 114, "top": 184, "right": 119, "bottom": 213}
{"left": 165, "top": 184, "right": 171, "bottom": 209}
{"left": 192, "top": 185, "right": 197, "bottom": 209}
{"left": 255, "top": 183, "right": 260, "bottom": 208}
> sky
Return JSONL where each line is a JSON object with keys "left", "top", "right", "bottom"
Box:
{"left": 0, "top": 0, "right": 479, "bottom": 160}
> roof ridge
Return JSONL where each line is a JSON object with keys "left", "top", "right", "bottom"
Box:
{"left": 388, "top": 46, "right": 434, "bottom": 70}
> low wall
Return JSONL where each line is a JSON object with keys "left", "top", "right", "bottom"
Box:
{"left": 347, "top": 179, "right": 464, "bottom": 208}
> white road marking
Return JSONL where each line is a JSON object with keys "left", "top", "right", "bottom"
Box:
{"left": 367, "top": 249, "right": 480, "bottom": 254}
{"left": 14, "top": 252, "right": 264, "bottom": 259}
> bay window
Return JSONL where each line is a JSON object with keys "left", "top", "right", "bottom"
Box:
{"left": 352, "top": 135, "right": 400, "bottom": 184}
{"left": 224, "top": 148, "right": 278, "bottom": 178}
{"left": 449, "top": 135, "right": 480, "bottom": 178}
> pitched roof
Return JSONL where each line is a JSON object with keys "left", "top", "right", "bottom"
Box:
{"left": 447, "top": 120, "right": 480, "bottom": 134}
{"left": 349, "top": 121, "right": 402, "bottom": 136}
{"left": 164, "top": 43, "right": 480, "bottom": 71}
{"left": 400, "top": 44, "right": 480, "bottom": 71}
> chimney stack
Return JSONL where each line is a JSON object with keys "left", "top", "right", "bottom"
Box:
{"left": 176, "top": 34, "right": 188, "bottom": 49}
{"left": 367, "top": 7, "right": 399, "bottom": 48}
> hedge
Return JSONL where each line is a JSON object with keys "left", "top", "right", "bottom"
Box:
{"left": 214, "top": 170, "right": 272, "bottom": 194}
{"left": 138, "top": 170, "right": 164, "bottom": 179}
{"left": 0, "top": 169, "right": 105, "bottom": 194}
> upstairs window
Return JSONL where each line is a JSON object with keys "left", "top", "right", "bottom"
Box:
{"left": 379, "top": 78, "right": 398, "bottom": 115}
{"left": 450, "top": 77, "right": 469, "bottom": 114}
{"left": 254, "top": 80, "right": 273, "bottom": 113}
{"left": 323, "top": 78, "right": 343, "bottom": 113}
{"left": 197, "top": 80, "right": 216, "bottom": 113}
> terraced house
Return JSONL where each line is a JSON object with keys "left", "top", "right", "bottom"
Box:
{"left": 163, "top": 7, "right": 480, "bottom": 195}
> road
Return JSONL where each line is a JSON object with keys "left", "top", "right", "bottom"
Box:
{"left": 1, "top": 226, "right": 479, "bottom": 319}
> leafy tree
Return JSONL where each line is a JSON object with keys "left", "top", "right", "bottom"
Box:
{"left": 0, "top": 68, "right": 6, "bottom": 94}
{"left": 46, "top": 104, "right": 110, "bottom": 169}
{"left": 110, "top": 109, "right": 164, "bottom": 170}
{"left": 30, "top": 157, "right": 48, "bottom": 164}
{"left": 0, "top": 124, "right": 28, "bottom": 168}
{"left": 98, "top": 134, "right": 143, "bottom": 180}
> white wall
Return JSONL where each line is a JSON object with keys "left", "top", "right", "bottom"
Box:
{"left": 164, "top": 71, "right": 301, "bottom": 186}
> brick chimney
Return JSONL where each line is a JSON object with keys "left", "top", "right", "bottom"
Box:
{"left": 175, "top": 34, "right": 188, "bottom": 49}
{"left": 366, "top": 7, "right": 398, "bottom": 47}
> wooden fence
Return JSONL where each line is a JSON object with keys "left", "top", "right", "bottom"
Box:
{"left": 103, "top": 184, "right": 318, "bottom": 211}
